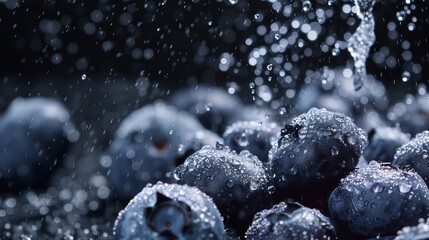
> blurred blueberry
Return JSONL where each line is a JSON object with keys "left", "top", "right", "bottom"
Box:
{"left": 169, "top": 85, "right": 242, "bottom": 134}
{"left": 363, "top": 127, "right": 410, "bottom": 163}
{"left": 223, "top": 121, "right": 280, "bottom": 163}
{"left": 0, "top": 97, "right": 78, "bottom": 190}
{"left": 109, "top": 102, "right": 220, "bottom": 199}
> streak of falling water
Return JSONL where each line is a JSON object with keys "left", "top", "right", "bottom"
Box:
{"left": 347, "top": 0, "right": 376, "bottom": 91}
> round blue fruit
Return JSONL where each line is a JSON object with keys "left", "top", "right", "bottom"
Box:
{"left": 363, "top": 126, "right": 410, "bottom": 163}
{"left": 246, "top": 201, "right": 337, "bottom": 240}
{"left": 223, "top": 121, "right": 280, "bottom": 163}
{"left": 393, "top": 131, "right": 429, "bottom": 185}
{"left": 109, "top": 102, "right": 220, "bottom": 199}
{"left": 269, "top": 108, "right": 367, "bottom": 207}
{"left": 175, "top": 143, "right": 272, "bottom": 234}
{"left": 0, "top": 97, "right": 78, "bottom": 189}
{"left": 114, "top": 183, "right": 225, "bottom": 240}
{"left": 329, "top": 161, "right": 429, "bottom": 238}
{"left": 169, "top": 85, "right": 242, "bottom": 134}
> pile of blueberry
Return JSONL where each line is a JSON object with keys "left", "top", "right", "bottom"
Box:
{"left": 1, "top": 74, "right": 429, "bottom": 240}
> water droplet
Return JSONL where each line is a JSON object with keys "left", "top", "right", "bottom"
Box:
{"left": 331, "top": 47, "right": 340, "bottom": 56}
{"left": 268, "top": 186, "right": 275, "bottom": 194}
{"left": 331, "top": 146, "right": 339, "bottom": 156}
{"left": 238, "top": 132, "right": 249, "bottom": 147}
{"left": 266, "top": 64, "right": 273, "bottom": 71}
{"left": 228, "top": 0, "right": 238, "bottom": 4}
{"left": 289, "top": 165, "right": 298, "bottom": 175}
{"left": 81, "top": 74, "right": 87, "bottom": 80}
{"left": 226, "top": 180, "right": 235, "bottom": 188}
{"left": 348, "top": 135, "right": 357, "bottom": 145}
{"left": 401, "top": 71, "right": 411, "bottom": 82}
{"left": 372, "top": 183, "right": 384, "bottom": 193}
{"left": 289, "top": 153, "right": 296, "bottom": 159}
{"left": 249, "top": 180, "right": 260, "bottom": 191}
{"left": 399, "top": 183, "right": 411, "bottom": 193}
{"left": 302, "top": 0, "right": 312, "bottom": 12}
{"left": 173, "top": 168, "right": 181, "bottom": 180}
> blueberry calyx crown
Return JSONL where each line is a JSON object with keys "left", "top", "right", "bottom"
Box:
{"left": 278, "top": 123, "right": 302, "bottom": 145}
{"left": 145, "top": 192, "right": 193, "bottom": 239}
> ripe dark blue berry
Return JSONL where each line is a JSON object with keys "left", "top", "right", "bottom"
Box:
{"left": 363, "top": 127, "right": 410, "bottom": 163}
{"left": 114, "top": 183, "right": 225, "bottom": 240}
{"left": 329, "top": 161, "right": 429, "bottom": 238}
{"left": 175, "top": 143, "right": 272, "bottom": 234}
{"left": 269, "top": 108, "right": 367, "bottom": 208}
{"left": 0, "top": 97, "right": 78, "bottom": 190}
{"left": 294, "top": 68, "right": 388, "bottom": 117}
{"left": 109, "top": 102, "right": 220, "bottom": 199}
{"left": 393, "top": 131, "right": 429, "bottom": 184}
{"left": 387, "top": 94, "right": 429, "bottom": 136}
{"left": 223, "top": 121, "right": 280, "bottom": 162}
{"left": 246, "top": 201, "right": 337, "bottom": 240}
{"left": 169, "top": 85, "right": 242, "bottom": 134}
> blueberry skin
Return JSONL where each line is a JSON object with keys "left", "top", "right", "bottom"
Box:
{"left": 114, "top": 183, "right": 225, "bottom": 240}
{"left": 223, "top": 121, "right": 280, "bottom": 163}
{"left": 109, "top": 102, "right": 220, "bottom": 199}
{"left": 169, "top": 85, "right": 242, "bottom": 134}
{"left": 246, "top": 202, "right": 337, "bottom": 240}
{"left": 387, "top": 94, "right": 429, "bottom": 136}
{"left": 269, "top": 108, "right": 367, "bottom": 207}
{"left": 0, "top": 97, "right": 78, "bottom": 189}
{"left": 393, "top": 131, "right": 429, "bottom": 185}
{"left": 329, "top": 161, "right": 429, "bottom": 238}
{"left": 176, "top": 143, "right": 272, "bottom": 235}
{"left": 363, "top": 127, "right": 410, "bottom": 163}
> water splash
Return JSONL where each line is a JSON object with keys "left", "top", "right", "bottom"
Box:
{"left": 347, "top": 0, "right": 376, "bottom": 91}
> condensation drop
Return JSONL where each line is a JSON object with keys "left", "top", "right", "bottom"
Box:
{"left": 302, "top": 0, "right": 312, "bottom": 13}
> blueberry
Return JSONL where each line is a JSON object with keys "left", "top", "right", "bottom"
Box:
{"left": 294, "top": 68, "right": 388, "bottom": 117}
{"left": 295, "top": 84, "right": 352, "bottom": 116}
{"left": 109, "top": 102, "right": 221, "bottom": 199}
{"left": 329, "top": 161, "right": 429, "bottom": 238}
{"left": 393, "top": 131, "right": 429, "bottom": 184}
{"left": 245, "top": 202, "right": 337, "bottom": 240}
{"left": 363, "top": 127, "right": 410, "bottom": 163}
{"left": 169, "top": 85, "right": 242, "bottom": 134}
{"left": 269, "top": 108, "right": 367, "bottom": 208}
{"left": 387, "top": 94, "right": 429, "bottom": 136}
{"left": 175, "top": 143, "right": 272, "bottom": 235}
{"left": 114, "top": 183, "right": 225, "bottom": 240}
{"left": 223, "top": 121, "right": 280, "bottom": 163}
{"left": 0, "top": 97, "right": 78, "bottom": 190}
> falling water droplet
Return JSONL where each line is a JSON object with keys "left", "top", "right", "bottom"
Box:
{"left": 238, "top": 132, "right": 249, "bottom": 147}
{"left": 347, "top": 0, "right": 377, "bottom": 90}
{"left": 302, "top": 0, "right": 312, "bottom": 13}
{"left": 81, "top": 74, "right": 87, "bottom": 80}
{"left": 401, "top": 71, "right": 411, "bottom": 82}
